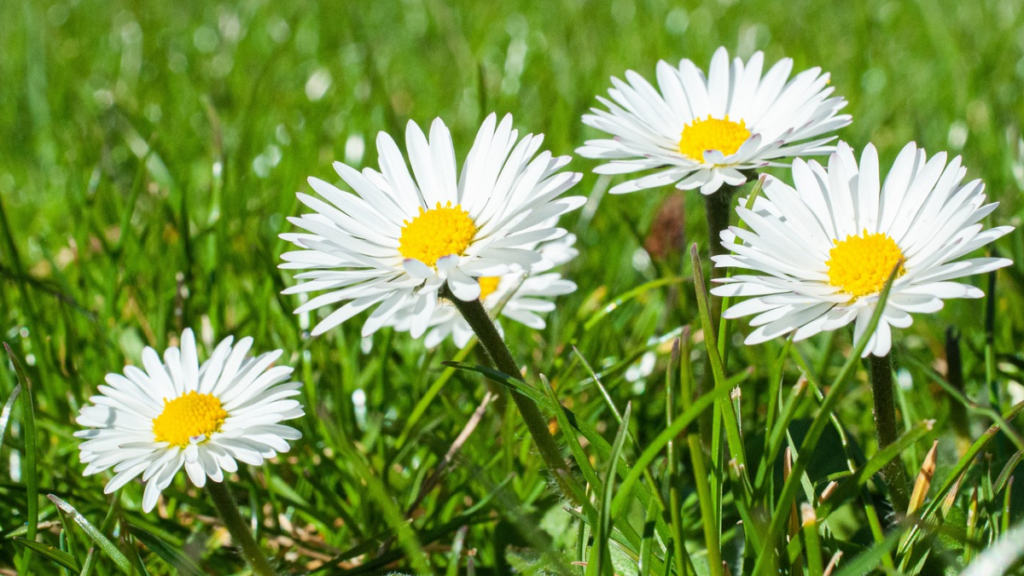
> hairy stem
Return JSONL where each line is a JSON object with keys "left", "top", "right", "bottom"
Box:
{"left": 207, "top": 480, "right": 277, "bottom": 576}
{"left": 703, "top": 185, "right": 736, "bottom": 327}
{"left": 869, "top": 353, "right": 911, "bottom": 516}
{"left": 443, "top": 284, "right": 577, "bottom": 504}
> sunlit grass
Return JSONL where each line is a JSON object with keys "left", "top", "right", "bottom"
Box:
{"left": 2, "top": 0, "right": 1024, "bottom": 574}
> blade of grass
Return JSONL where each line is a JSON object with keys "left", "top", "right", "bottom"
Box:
{"left": 666, "top": 338, "right": 695, "bottom": 576}
{"left": 0, "top": 384, "right": 21, "bottom": 456}
{"left": 903, "top": 355, "right": 1024, "bottom": 452}
{"left": 79, "top": 494, "right": 120, "bottom": 576}
{"left": 638, "top": 495, "right": 659, "bottom": 576}
{"left": 541, "top": 375, "right": 601, "bottom": 515}
{"left": 754, "top": 377, "right": 807, "bottom": 496}
{"left": 124, "top": 531, "right": 153, "bottom": 576}
{"left": 583, "top": 278, "right": 684, "bottom": 331}
{"left": 446, "top": 526, "right": 468, "bottom": 576}
{"left": 692, "top": 245, "right": 749, "bottom": 472}
{"left": 6, "top": 344, "right": 39, "bottom": 574}
{"left": 729, "top": 458, "right": 765, "bottom": 552}
{"left": 128, "top": 524, "right": 204, "bottom": 576}
{"left": 610, "top": 380, "right": 730, "bottom": 517}
{"left": 680, "top": 326, "right": 723, "bottom": 576}
{"left": 801, "top": 504, "right": 823, "bottom": 576}
{"left": 588, "top": 403, "right": 632, "bottom": 576}
{"left": 13, "top": 538, "right": 82, "bottom": 573}
{"left": 763, "top": 338, "right": 793, "bottom": 462}
{"left": 573, "top": 345, "right": 670, "bottom": 513}
{"left": 994, "top": 450, "right": 1021, "bottom": 495}
{"left": 1002, "top": 477, "right": 1014, "bottom": 535}
{"left": 332, "top": 441, "right": 432, "bottom": 575}
{"left": 692, "top": 243, "right": 750, "bottom": 560}
{"left": 396, "top": 340, "right": 477, "bottom": 450}
{"left": 830, "top": 527, "right": 904, "bottom": 576}
{"left": 907, "top": 440, "right": 939, "bottom": 516}
{"left": 48, "top": 495, "right": 132, "bottom": 573}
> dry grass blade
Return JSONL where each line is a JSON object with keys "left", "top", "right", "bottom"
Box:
{"left": 822, "top": 551, "right": 843, "bottom": 576}
{"left": 907, "top": 440, "right": 938, "bottom": 516}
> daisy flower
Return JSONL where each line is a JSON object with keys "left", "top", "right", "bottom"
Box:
{"left": 76, "top": 329, "right": 303, "bottom": 512}
{"left": 712, "top": 141, "right": 1013, "bottom": 357}
{"left": 280, "top": 113, "right": 584, "bottom": 339}
{"left": 389, "top": 233, "right": 579, "bottom": 347}
{"left": 577, "top": 46, "right": 851, "bottom": 195}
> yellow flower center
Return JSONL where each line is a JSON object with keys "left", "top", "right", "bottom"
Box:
{"left": 152, "top": 391, "right": 228, "bottom": 448}
{"left": 478, "top": 276, "right": 501, "bottom": 301}
{"left": 398, "top": 201, "right": 477, "bottom": 268}
{"left": 826, "top": 230, "right": 906, "bottom": 298}
{"left": 678, "top": 115, "right": 751, "bottom": 163}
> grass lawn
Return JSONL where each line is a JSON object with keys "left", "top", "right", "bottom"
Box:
{"left": 2, "top": 0, "right": 1024, "bottom": 574}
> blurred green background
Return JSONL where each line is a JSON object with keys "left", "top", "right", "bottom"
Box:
{"left": 3, "top": 0, "right": 1024, "bottom": 574}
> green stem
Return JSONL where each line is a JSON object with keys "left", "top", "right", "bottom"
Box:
{"left": 869, "top": 353, "right": 911, "bottom": 516}
{"left": 207, "top": 480, "right": 277, "bottom": 576}
{"left": 702, "top": 186, "right": 736, "bottom": 328}
{"left": 944, "top": 327, "right": 972, "bottom": 452}
{"left": 443, "top": 284, "right": 577, "bottom": 505}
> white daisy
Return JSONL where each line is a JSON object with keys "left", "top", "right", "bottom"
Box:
{"left": 280, "top": 113, "right": 585, "bottom": 338}
{"left": 712, "top": 141, "right": 1013, "bottom": 357}
{"left": 577, "top": 46, "right": 851, "bottom": 195}
{"left": 75, "top": 329, "right": 303, "bottom": 512}
{"left": 389, "top": 234, "right": 579, "bottom": 347}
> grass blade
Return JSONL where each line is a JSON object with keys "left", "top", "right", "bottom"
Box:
{"left": 129, "top": 524, "right": 204, "bottom": 576}
{"left": 666, "top": 338, "right": 695, "bottom": 576}
{"left": 610, "top": 380, "right": 730, "bottom": 517}
{"left": 691, "top": 245, "right": 748, "bottom": 472}
{"left": 831, "top": 528, "right": 903, "bottom": 576}
{"left": 541, "top": 375, "right": 601, "bottom": 514}
{"left": 47, "top": 494, "right": 132, "bottom": 574}
{"left": 801, "top": 504, "right": 823, "bottom": 576}
{"left": 13, "top": 537, "right": 82, "bottom": 572}
{"left": 588, "top": 403, "right": 632, "bottom": 576}
{"left": 442, "top": 361, "right": 551, "bottom": 406}
{"left": 0, "top": 384, "right": 20, "bottom": 456}
{"left": 396, "top": 340, "right": 477, "bottom": 450}
{"left": 638, "top": 495, "right": 659, "bottom": 576}
{"left": 582, "top": 278, "right": 684, "bottom": 330}
{"left": 907, "top": 440, "right": 939, "bottom": 516}
{"left": 5, "top": 343, "right": 39, "bottom": 573}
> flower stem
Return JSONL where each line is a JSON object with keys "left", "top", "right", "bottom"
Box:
{"left": 868, "top": 353, "right": 911, "bottom": 516}
{"left": 207, "top": 480, "right": 277, "bottom": 576}
{"left": 443, "top": 284, "right": 578, "bottom": 505}
{"left": 702, "top": 185, "right": 736, "bottom": 327}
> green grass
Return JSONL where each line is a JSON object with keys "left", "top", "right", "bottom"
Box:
{"left": 3, "top": 0, "right": 1024, "bottom": 574}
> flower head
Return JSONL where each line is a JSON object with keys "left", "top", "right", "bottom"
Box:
{"left": 389, "top": 233, "right": 579, "bottom": 347}
{"left": 712, "top": 141, "right": 1013, "bottom": 357}
{"left": 76, "top": 329, "right": 303, "bottom": 512}
{"left": 280, "top": 113, "right": 584, "bottom": 338}
{"left": 578, "top": 47, "right": 851, "bottom": 195}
